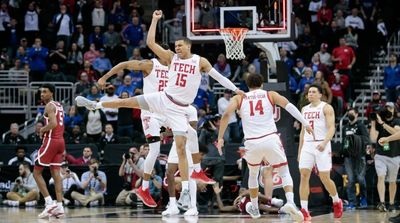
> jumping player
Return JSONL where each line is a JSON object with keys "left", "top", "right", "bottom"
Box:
{"left": 217, "top": 74, "right": 312, "bottom": 220}
{"left": 298, "top": 84, "right": 343, "bottom": 221}
{"left": 33, "top": 84, "right": 65, "bottom": 218}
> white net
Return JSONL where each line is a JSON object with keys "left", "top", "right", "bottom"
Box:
{"left": 219, "top": 28, "right": 248, "bottom": 60}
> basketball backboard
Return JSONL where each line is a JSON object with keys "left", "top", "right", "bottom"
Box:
{"left": 185, "top": 0, "right": 293, "bottom": 42}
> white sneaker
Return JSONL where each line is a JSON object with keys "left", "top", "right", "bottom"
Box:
{"left": 271, "top": 197, "right": 284, "bottom": 208}
{"left": 184, "top": 207, "right": 199, "bottom": 216}
{"left": 8, "top": 200, "right": 19, "bottom": 207}
{"left": 25, "top": 200, "right": 37, "bottom": 207}
{"left": 75, "top": 96, "right": 97, "bottom": 110}
{"left": 245, "top": 202, "right": 261, "bottom": 219}
{"left": 280, "top": 203, "right": 304, "bottom": 222}
{"left": 50, "top": 205, "right": 65, "bottom": 218}
{"left": 177, "top": 190, "right": 190, "bottom": 211}
{"left": 162, "top": 204, "right": 180, "bottom": 216}
{"left": 38, "top": 202, "right": 57, "bottom": 219}
{"left": 63, "top": 199, "right": 70, "bottom": 206}
{"left": 2, "top": 200, "right": 9, "bottom": 205}
{"left": 89, "top": 200, "right": 99, "bottom": 206}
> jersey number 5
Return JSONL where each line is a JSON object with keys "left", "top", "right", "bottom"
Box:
{"left": 249, "top": 100, "right": 264, "bottom": 116}
{"left": 175, "top": 73, "right": 187, "bottom": 87}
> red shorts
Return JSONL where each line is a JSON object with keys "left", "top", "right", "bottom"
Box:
{"left": 35, "top": 138, "right": 65, "bottom": 168}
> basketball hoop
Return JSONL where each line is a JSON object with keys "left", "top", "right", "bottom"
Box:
{"left": 219, "top": 28, "right": 248, "bottom": 60}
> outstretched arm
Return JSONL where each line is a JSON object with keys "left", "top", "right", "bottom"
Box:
{"left": 213, "top": 185, "right": 239, "bottom": 212}
{"left": 217, "top": 95, "right": 241, "bottom": 155}
{"left": 147, "top": 10, "right": 174, "bottom": 63}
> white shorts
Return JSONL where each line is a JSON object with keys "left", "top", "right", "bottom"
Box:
{"left": 140, "top": 110, "right": 167, "bottom": 138}
{"left": 141, "top": 92, "right": 190, "bottom": 134}
{"left": 167, "top": 141, "right": 193, "bottom": 167}
{"left": 299, "top": 141, "right": 332, "bottom": 172}
{"left": 243, "top": 133, "right": 287, "bottom": 168}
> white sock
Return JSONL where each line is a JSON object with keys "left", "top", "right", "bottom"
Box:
{"left": 189, "top": 178, "right": 197, "bottom": 208}
{"left": 57, "top": 202, "right": 63, "bottom": 208}
{"left": 142, "top": 180, "right": 149, "bottom": 190}
{"left": 300, "top": 200, "right": 308, "bottom": 211}
{"left": 251, "top": 197, "right": 259, "bottom": 209}
{"left": 331, "top": 194, "right": 340, "bottom": 203}
{"left": 169, "top": 197, "right": 177, "bottom": 206}
{"left": 285, "top": 192, "right": 294, "bottom": 204}
{"left": 45, "top": 196, "right": 53, "bottom": 205}
{"left": 193, "top": 163, "right": 201, "bottom": 173}
{"left": 182, "top": 181, "right": 189, "bottom": 191}
{"left": 96, "top": 102, "right": 103, "bottom": 109}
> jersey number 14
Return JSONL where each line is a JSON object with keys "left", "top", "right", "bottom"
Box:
{"left": 249, "top": 100, "right": 264, "bottom": 116}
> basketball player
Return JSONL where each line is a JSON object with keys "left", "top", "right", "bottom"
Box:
{"left": 162, "top": 105, "right": 199, "bottom": 216}
{"left": 298, "top": 84, "right": 343, "bottom": 220}
{"left": 76, "top": 10, "right": 243, "bottom": 209}
{"left": 217, "top": 74, "right": 312, "bottom": 220}
{"left": 33, "top": 84, "right": 65, "bottom": 218}
{"left": 96, "top": 54, "right": 214, "bottom": 208}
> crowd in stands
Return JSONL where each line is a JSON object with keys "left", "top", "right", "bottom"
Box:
{"left": 2, "top": 0, "right": 400, "bottom": 213}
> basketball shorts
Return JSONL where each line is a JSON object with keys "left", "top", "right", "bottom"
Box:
{"left": 35, "top": 138, "right": 65, "bottom": 168}
{"left": 299, "top": 141, "right": 332, "bottom": 172}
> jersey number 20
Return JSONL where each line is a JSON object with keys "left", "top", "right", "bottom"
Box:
{"left": 249, "top": 100, "right": 264, "bottom": 116}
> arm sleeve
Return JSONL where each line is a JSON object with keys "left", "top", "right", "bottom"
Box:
{"left": 285, "top": 103, "right": 308, "bottom": 126}
{"left": 208, "top": 68, "right": 237, "bottom": 92}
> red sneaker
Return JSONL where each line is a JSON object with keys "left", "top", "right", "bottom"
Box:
{"left": 191, "top": 170, "right": 216, "bottom": 184}
{"left": 300, "top": 208, "right": 312, "bottom": 221}
{"left": 333, "top": 199, "right": 343, "bottom": 218}
{"left": 136, "top": 186, "right": 157, "bottom": 207}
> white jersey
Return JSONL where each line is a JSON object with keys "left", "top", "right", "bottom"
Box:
{"left": 302, "top": 101, "right": 328, "bottom": 141}
{"left": 239, "top": 89, "right": 277, "bottom": 139}
{"left": 143, "top": 58, "right": 169, "bottom": 94}
{"left": 164, "top": 54, "right": 201, "bottom": 104}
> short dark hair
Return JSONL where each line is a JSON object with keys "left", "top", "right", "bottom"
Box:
{"left": 175, "top": 37, "right": 192, "bottom": 46}
{"left": 15, "top": 145, "right": 27, "bottom": 153}
{"left": 41, "top": 83, "right": 55, "bottom": 94}
{"left": 246, "top": 73, "right": 264, "bottom": 89}
{"left": 19, "top": 161, "right": 30, "bottom": 169}
{"left": 308, "top": 84, "right": 323, "bottom": 94}
{"left": 348, "top": 107, "right": 359, "bottom": 114}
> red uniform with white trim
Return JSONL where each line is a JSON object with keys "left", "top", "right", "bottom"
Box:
{"left": 35, "top": 101, "right": 65, "bottom": 168}
{"left": 299, "top": 102, "right": 332, "bottom": 171}
{"left": 239, "top": 89, "right": 287, "bottom": 167}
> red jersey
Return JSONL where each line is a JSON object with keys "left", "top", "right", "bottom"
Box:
{"left": 332, "top": 46, "right": 355, "bottom": 70}
{"left": 43, "top": 101, "right": 65, "bottom": 139}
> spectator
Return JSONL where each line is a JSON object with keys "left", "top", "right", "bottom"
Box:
{"left": 366, "top": 90, "right": 386, "bottom": 119}
{"left": 0, "top": 2, "right": 10, "bottom": 50}
{"left": 44, "top": 63, "right": 67, "bottom": 82}
{"left": 313, "top": 70, "right": 332, "bottom": 104}
{"left": 383, "top": 53, "right": 400, "bottom": 102}
{"left": 122, "top": 16, "right": 143, "bottom": 59}
{"left": 333, "top": 9, "right": 346, "bottom": 30}
{"left": 89, "top": 26, "right": 104, "bottom": 50}
{"left": 369, "top": 102, "right": 400, "bottom": 212}
{"left": 279, "top": 48, "right": 294, "bottom": 72}
{"left": 16, "top": 46, "right": 29, "bottom": 65}
{"left": 317, "top": 2, "right": 333, "bottom": 33}
{"left": 109, "top": 1, "right": 127, "bottom": 31}
{"left": 27, "top": 38, "right": 48, "bottom": 81}
{"left": 332, "top": 38, "right": 356, "bottom": 76}
{"left": 48, "top": 40, "right": 67, "bottom": 69}
{"left": 71, "top": 24, "right": 87, "bottom": 51}
{"left": 86, "top": 85, "right": 103, "bottom": 102}
{"left": 53, "top": 4, "right": 74, "bottom": 50}
{"left": 128, "top": 69, "right": 144, "bottom": 95}
{"left": 66, "top": 125, "right": 89, "bottom": 144}
{"left": 317, "top": 43, "right": 332, "bottom": 67}
{"left": 294, "top": 17, "right": 306, "bottom": 38}
{"left": 193, "top": 88, "right": 208, "bottom": 110}
{"left": 8, "top": 58, "right": 24, "bottom": 82}
{"left": 65, "top": 147, "right": 93, "bottom": 166}
{"left": 3, "top": 123, "right": 25, "bottom": 144}
{"left": 49, "top": 164, "right": 83, "bottom": 206}
{"left": 164, "top": 18, "right": 182, "bottom": 47}
{"left": 73, "top": 0, "right": 91, "bottom": 29}
{"left": 277, "top": 41, "right": 298, "bottom": 56}
{"left": 376, "top": 19, "right": 388, "bottom": 56}
{"left": 326, "top": 21, "right": 342, "bottom": 51}
{"left": 83, "top": 43, "right": 100, "bottom": 64}
{"left": 77, "top": 60, "right": 97, "bottom": 82}
{"left": 341, "top": 107, "right": 370, "bottom": 209}
{"left": 345, "top": 8, "right": 364, "bottom": 30}
{"left": 252, "top": 52, "right": 268, "bottom": 75}
{"left": 66, "top": 43, "right": 83, "bottom": 78}
{"left": 116, "top": 75, "right": 136, "bottom": 96}
{"left": 24, "top": 2, "right": 40, "bottom": 46}
{"left": 75, "top": 71, "right": 93, "bottom": 96}
{"left": 103, "top": 23, "right": 122, "bottom": 64}
{"left": 129, "top": 47, "right": 143, "bottom": 61}
{"left": 4, "top": 162, "right": 39, "bottom": 207}
{"left": 218, "top": 90, "right": 239, "bottom": 143}
{"left": 115, "top": 147, "right": 144, "bottom": 205}
{"left": 83, "top": 105, "right": 107, "bottom": 142}
{"left": 330, "top": 72, "right": 347, "bottom": 118}
{"left": 27, "top": 121, "right": 43, "bottom": 144}
{"left": 111, "top": 70, "right": 125, "bottom": 88}
{"left": 297, "top": 83, "right": 311, "bottom": 110}
{"left": 292, "top": 58, "right": 306, "bottom": 82}
{"left": 8, "top": 145, "right": 33, "bottom": 166}
{"left": 344, "top": 26, "right": 359, "bottom": 49}
{"left": 3, "top": 18, "right": 21, "bottom": 60}
{"left": 100, "top": 85, "right": 119, "bottom": 129}
{"left": 64, "top": 105, "right": 83, "bottom": 133}
{"left": 91, "top": 0, "right": 106, "bottom": 29}
{"left": 148, "top": 169, "right": 162, "bottom": 202}
{"left": 99, "top": 123, "right": 119, "bottom": 148}
{"left": 310, "top": 53, "right": 329, "bottom": 78}
{"left": 297, "top": 26, "right": 315, "bottom": 63}
{"left": 297, "top": 67, "right": 314, "bottom": 94}
{"left": 117, "top": 91, "right": 134, "bottom": 138}
{"left": 333, "top": 0, "right": 348, "bottom": 16}
{"left": 71, "top": 158, "right": 107, "bottom": 206}
{"left": 92, "top": 48, "right": 112, "bottom": 76}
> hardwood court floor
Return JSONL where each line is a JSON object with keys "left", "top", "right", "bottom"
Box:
{"left": 0, "top": 206, "right": 396, "bottom": 223}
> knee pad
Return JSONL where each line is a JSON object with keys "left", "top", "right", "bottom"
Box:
{"left": 278, "top": 165, "right": 293, "bottom": 187}
{"left": 248, "top": 165, "right": 260, "bottom": 189}
{"left": 146, "top": 136, "right": 161, "bottom": 143}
